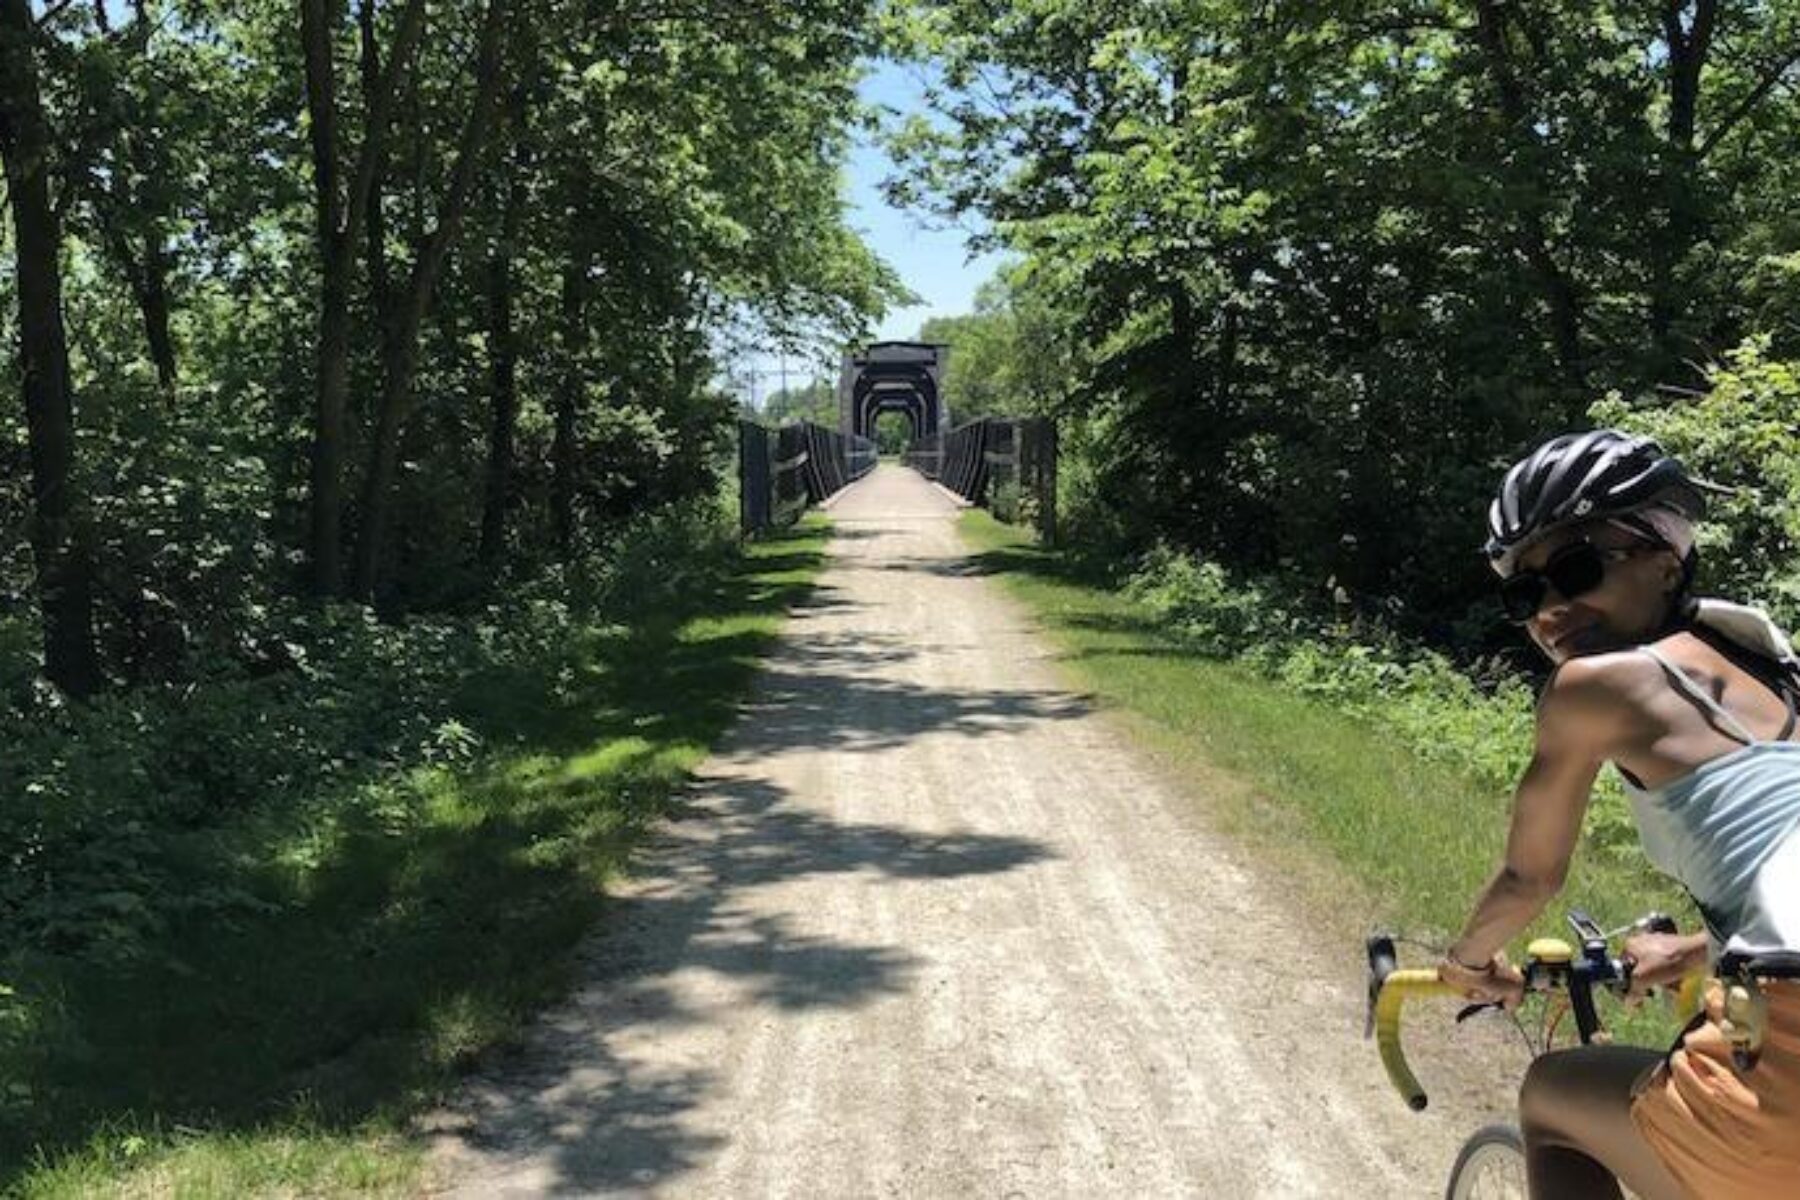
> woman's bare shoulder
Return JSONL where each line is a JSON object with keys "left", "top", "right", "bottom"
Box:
{"left": 1544, "top": 647, "right": 1662, "bottom": 703}
{"left": 1535, "top": 649, "right": 1662, "bottom": 754}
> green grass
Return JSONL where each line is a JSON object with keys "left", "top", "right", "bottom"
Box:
{"left": 14, "top": 1125, "right": 420, "bottom": 1200}
{"left": 3, "top": 519, "right": 829, "bottom": 1198}
{"left": 958, "top": 513, "right": 1690, "bottom": 1041}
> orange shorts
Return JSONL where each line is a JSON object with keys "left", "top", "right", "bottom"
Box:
{"left": 1630, "top": 979, "right": 1800, "bottom": 1197}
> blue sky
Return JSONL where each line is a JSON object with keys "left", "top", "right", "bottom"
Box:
{"left": 732, "top": 60, "right": 1006, "bottom": 407}
{"left": 851, "top": 61, "right": 1007, "bottom": 343}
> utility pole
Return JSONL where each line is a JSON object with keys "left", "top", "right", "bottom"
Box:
{"left": 743, "top": 362, "right": 762, "bottom": 414}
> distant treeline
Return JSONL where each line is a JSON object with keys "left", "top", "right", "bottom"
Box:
{"left": 893, "top": 1, "right": 1800, "bottom": 648}
{"left": 1, "top": 0, "right": 898, "bottom": 700}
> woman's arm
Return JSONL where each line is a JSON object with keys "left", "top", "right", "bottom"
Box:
{"left": 1443, "top": 659, "right": 1636, "bottom": 990}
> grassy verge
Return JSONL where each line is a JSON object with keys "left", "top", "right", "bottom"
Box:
{"left": 4, "top": 518, "right": 828, "bottom": 1199}
{"left": 958, "top": 513, "right": 1689, "bottom": 1038}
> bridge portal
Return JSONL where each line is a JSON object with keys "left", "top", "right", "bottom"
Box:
{"left": 838, "top": 342, "right": 950, "bottom": 442}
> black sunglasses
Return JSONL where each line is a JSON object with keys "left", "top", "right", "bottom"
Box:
{"left": 1499, "top": 540, "right": 1647, "bottom": 623}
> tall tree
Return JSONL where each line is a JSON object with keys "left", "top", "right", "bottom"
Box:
{"left": 479, "top": 42, "right": 534, "bottom": 569}
{"left": 299, "top": 0, "right": 426, "bottom": 595}
{"left": 0, "top": 0, "right": 101, "bottom": 696}
{"left": 67, "top": 1, "right": 181, "bottom": 397}
{"left": 348, "top": 0, "right": 507, "bottom": 600}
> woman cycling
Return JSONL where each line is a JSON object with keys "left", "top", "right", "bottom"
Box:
{"left": 1441, "top": 430, "right": 1800, "bottom": 1198}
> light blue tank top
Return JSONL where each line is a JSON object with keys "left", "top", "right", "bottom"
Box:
{"left": 1621, "top": 646, "right": 1800, "bottom": 955}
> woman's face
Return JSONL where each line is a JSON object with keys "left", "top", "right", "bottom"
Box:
{"left": 1513, "top": 522, "right": 1683, "bottom": 663}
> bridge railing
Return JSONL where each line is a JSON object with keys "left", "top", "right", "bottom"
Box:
{"left": 902, "top": 442, "right": 943, "bottom": 477}
{"left": 915, "top": 416, "right": 1057, "bottom": 544}
{"left": 739, "top": 419, "right": 868, "bottom": 535}
{"left": 846, "top": 436, "right": 877, "bottom": 482}
{"left": 739, "top": 421, "right": 810, "bottom": 535}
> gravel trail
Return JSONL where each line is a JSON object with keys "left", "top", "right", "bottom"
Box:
{"left": 426, "top": 464, "right": 1511, "bottom": 1197}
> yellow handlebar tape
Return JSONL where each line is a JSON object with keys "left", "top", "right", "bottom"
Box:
{"left": 1374, "top": 969, "right": 1460, "bottom": 1111}
{"left": 1527, "top": 936, "right": 1574, "bottom": 963}
{"left": 1374, "top": 959, "right": 1707, "bottom": 1112}
{"left": 1674, "top": 972, "right": 1705, "bottom": 1023}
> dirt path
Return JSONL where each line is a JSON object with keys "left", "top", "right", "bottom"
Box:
{"left": 426, "top": 464, "right": 1512, "bottom": 1197}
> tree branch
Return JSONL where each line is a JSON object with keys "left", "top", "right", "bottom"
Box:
{"left": 31, "top": 0, "right": 78, "bottom": 31}
{"left": 1698, "top": 48, "right": 1800, "bottom": 158}
{"left": 344, "top": 0, "right": 426, "bottom": 243}
{"left": 397, "top": 0, "right": 507, "bottom": 341}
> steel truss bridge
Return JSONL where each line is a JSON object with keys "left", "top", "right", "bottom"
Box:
{"left": 738, "top": 341, "right": 1056, "bottom": 542}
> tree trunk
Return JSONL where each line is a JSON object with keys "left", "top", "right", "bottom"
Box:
{"left": 301, "top": 0, "right": 351, "bottom": 595}
{"left": 0, "top": 0, "right": 102, "bottom": 696}
{"left": 553, "top": 228, "right": 588, "bottom": 559}
{"left": 310, "top": 251, "right": 356, "bottom": 594}
{"left": 479, "top": 261, "right": 518, "bottom": 567}
{"left": 137, "top": 234, "right": 178, "bottom": 395}
{"left": 1662, "top": 1, "right": 1717, "bottom": 154}
{"left": 479, "top": 170, "right": 527, "bottom": 568}
{"left": 299, "top": 0, "right": 427, "bottom": 596}
{"left": 1214, "top": 292, "right": 1241, "bottom": 416}
{"left": 359, "top": 0, "right": 393, "bottom": 339}
{"left": 99, "top": 218, "right": 179, "bottom": 399}
{"left": 349, "top": 0, "right": 508, "bottom": 600}
{"left": 1647, "top": 0, "right": 1719, "bottom": 369}
{"left": 114, "top": 7, "right": 179, "bottom": 400}
{"left": 351, "top": 328, "right": 416, "bottom": 601}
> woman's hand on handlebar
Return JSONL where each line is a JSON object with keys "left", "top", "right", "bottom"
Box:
{"left": 1622, "top": 930, "right": 1709, "bottom": 999}
{"left": 1437, "top": 952, "right": 1525, "bottom": 1008}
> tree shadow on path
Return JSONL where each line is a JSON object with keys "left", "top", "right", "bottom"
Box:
{"left": 427, "top": 520, "right": 1083, "bottom": 1193}
{"left": 433, "top": 774, "right": 1052, "bottom": 1195}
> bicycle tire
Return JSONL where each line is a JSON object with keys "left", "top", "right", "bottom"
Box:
{"left": 1445, "top": 1123, "right": 1526, "bottom": 1200}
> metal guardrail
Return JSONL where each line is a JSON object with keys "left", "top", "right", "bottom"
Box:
{"left": 911, "top": 417, "right": 1057, "bottom": 543}
{"left": 739, "top": 420, "right": 870, "bottom": 536}
{"left": 846, "top": 436, "right": 877, "bottom": 482}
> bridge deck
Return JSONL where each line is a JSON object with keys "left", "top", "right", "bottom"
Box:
{"left": 824, "top": 462, "right": 963, "bottom": 520}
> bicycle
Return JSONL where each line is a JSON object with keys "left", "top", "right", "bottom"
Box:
{"left": 1363, "top": 910, "right": 1709, "bottom": 1200}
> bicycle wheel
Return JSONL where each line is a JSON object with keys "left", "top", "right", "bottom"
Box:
{"left": 1445, "top": 1123, "right": 1526, "bottom": 1200}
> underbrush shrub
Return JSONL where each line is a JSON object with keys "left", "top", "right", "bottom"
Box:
{"left": 0, "top": 499, "right": 738, "bottom": 969}
{"left": 1051, "top": 413, "right": 1154, "bottom": 579}
{"left": 1124, "top": 547, "right": 1640, "bottom": 858}
{"left": 78, "top": 380, "right": 285, "bottom": 681}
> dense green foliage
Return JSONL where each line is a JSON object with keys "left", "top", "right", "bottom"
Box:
{"left": 890, "top": 1, "right": 1800, "bottom": 644}
{"left": 916, "top": 271, "right": 1072, "bottom": 424}
{"left": 2, "top": 2, "right": 888, "bottom": 1181}
{"left": 2, "top": 515, "right": 828, "bottom": 1192}
{"left": 1593, "top": 340, "right": 1800, "bottom": 627}
{"left": 2, "top": 501, "right": 727, "bottom": 962}
{"left": 2, "top": 0, "right": 896, "bottom": 691}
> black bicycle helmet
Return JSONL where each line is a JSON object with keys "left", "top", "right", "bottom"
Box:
{"left": 1485, "top": 429, "right": 1707, "bottom": 575}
